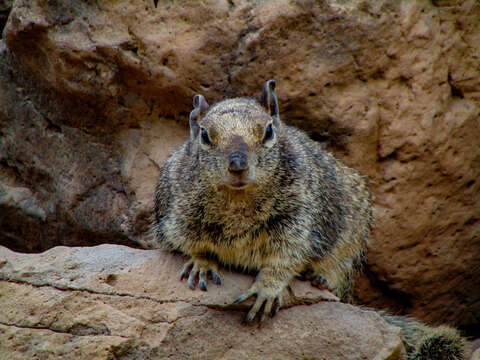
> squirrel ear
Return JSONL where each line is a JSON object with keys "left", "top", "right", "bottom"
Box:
{"left": 189, "top": 94, "right": 209, "bottom": 139}
{"left": 259, "top": 80, "right": 279, "bottom": 123}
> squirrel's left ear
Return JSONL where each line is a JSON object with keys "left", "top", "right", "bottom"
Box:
{"left": 259, "top": 80, "right": 279, "bottom": 124}
{"left": 189, "top": 94, "right": 209, "bottom": 140}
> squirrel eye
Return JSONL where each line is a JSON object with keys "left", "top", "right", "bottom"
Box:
{"left": 263, "top": 123, "right": 274, "bottom": 143}
{"left": 200, "top": 128, "right": 212, "bottom": 146}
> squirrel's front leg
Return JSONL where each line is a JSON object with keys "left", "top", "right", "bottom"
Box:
{"left": 180, "top": 254, "right": 222, "bottom": 291}
{"left": 234, "top": 267, "right": 295, "bottom": 323}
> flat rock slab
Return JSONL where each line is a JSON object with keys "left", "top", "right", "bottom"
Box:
{"left": 0, "top": 245, "right": 405, "bottom": 359}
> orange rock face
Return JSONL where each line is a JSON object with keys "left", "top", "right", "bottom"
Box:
{"left": 0, "top": 0, "right": 478, "bottom": 334}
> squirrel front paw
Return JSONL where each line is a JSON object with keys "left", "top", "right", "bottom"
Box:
{"left": 180, "top": 257, "right": 222, "bottom": 291}
{"left": 311, "top": 274, "right": 337, "bottom": 292}
{"left": 233, "top": 278, "right": 283, "bottom": 324}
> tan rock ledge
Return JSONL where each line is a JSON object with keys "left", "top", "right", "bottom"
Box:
{"left": 0, "top": 244, "right": 405, "bottom": 359}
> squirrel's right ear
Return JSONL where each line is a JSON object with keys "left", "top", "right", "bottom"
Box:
{"left": 189, "top": 94, "right": 209, "bottom": 139}
{"left": 259, "top": 80, "right": 279, "bottom": 124}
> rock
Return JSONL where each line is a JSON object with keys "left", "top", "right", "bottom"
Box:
{"left": 0, "top": 244, "right": 406, "bottom": 359}
{"left": 0, "top": 0, "right": 478, "bottom": 335}
{"left": 469, "top": 340, "right": 480, "bottom": 360}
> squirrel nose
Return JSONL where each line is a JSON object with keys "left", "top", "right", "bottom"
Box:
{"left": 228, "top": 151, "right": 248, "bottom": 174}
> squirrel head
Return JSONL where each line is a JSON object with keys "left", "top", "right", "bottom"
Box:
{"left": 189, "top": 80, "right": 281, "bottom": 191}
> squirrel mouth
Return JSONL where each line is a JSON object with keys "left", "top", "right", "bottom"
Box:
{"left": 222, "top": 181, "right": 256, "bottom": 190}
{"left": 226, "top": 182, "right": 249, "bottom": 190}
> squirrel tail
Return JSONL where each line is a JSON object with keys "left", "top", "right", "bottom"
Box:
{"left": 378, "top": 312, "right": 465, "bottom": 360}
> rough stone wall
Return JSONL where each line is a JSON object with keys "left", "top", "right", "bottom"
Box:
{"left": 0, "top": 0, "right": 478, "bottom": 334}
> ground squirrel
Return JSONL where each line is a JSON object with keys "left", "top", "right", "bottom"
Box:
{"left": 153, "top": 80, "right": 465, "bottom": 359}
{"left": 154, "top": 80, "right": 371, "bottom": 315}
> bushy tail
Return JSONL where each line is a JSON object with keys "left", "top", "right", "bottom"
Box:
{"left": 379, "top": 312, "right": 465, "bottom": 360}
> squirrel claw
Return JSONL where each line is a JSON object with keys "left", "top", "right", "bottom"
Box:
{"left": 199, "top": 270, "right": 208, "bottom": 291}
{"left": 187, "top": 269, "right": 197, "bottom": 289}
{"left": 311, "top": 274, "right": 335, "bottom": 291}
{"left": 245, "top": 295, "right": 281, "bottom": 324}
{"left": 233, "top": 289, "right": 255, "bottom": 304}
{"left": 180, "top": 258, "right": 221, "bottom": 291}
{"left": 211, "top": 271, "right": 222, "bottom": 285}
{"left": 235, "top": 286, "right": 281, "bottom": 324}
{"left": 180, "top": 261, "right": 193, "bottom": 281}
{"left": 298, "top": 268, "right": 315, "bottom": 281}
{"left": 260, "top": 296, "right": 279, "bottom": 323}
{"left": 270, "top": 297, "right": 280, "bottom": 317}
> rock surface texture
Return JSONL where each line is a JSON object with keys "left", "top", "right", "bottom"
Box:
{"left": 0, "top": 0, "right": 478, "bottom": 338}
{"left": 0, "top": 244, "right": 406, "bottom": 359}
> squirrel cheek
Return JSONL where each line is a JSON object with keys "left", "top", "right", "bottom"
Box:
{"left": 263, "top": 135, "right": 276, "bottom": 149}
{"left": 200, "top": 144, "right": 210, "bottom": 152}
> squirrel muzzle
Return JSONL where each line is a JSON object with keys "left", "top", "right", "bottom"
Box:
{"left": 225, "top": 150, "right": 254, "bottom": 190}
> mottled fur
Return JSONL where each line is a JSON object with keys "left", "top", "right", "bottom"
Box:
{"left": 154, "top": 81, "right": 371, "bottom": 320}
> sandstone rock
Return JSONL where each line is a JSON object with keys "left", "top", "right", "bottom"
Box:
{"left": 0, "top": 0, "right": 478, "bottom": 335}
{"left": 0, "top": 244, "right": 406, "bottom": 359}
